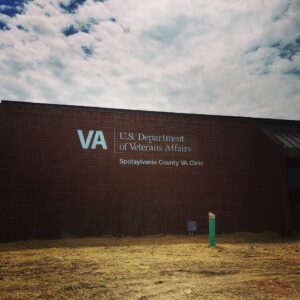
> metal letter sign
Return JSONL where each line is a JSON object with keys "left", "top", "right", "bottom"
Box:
{"left": 77, "top": 130, "right": 108, "bottom": 150}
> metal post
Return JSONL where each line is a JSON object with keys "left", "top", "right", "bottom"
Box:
{"left": 209, "top": 212, "right": 216, "bottom": 247}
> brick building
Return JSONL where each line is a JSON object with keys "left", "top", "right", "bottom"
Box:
{"left": 1, "top": 100, "right": 299, "bottom": 241}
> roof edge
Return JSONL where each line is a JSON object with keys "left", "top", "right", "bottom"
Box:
{"left": 1, "top": 99, "right": 299, "bottom": 123}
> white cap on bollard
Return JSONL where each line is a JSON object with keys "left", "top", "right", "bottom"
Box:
{"left": 209, "top": 212, "right": 215, "bottom": 219}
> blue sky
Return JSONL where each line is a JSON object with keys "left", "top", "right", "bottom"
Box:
{"left": 0, "top": 0, "right": 299, "bottom": 119}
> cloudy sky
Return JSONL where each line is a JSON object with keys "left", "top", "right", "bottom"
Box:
{"left": 0, "top": 0, "right": 299, "bottom": 119}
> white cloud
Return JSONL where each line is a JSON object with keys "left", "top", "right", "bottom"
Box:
{"left": 0, "top": 0, "right": 299, "bottom": 120}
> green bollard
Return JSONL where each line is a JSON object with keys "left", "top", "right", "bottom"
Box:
{"left": 209, "top": 212, "right": 216, "bottom": 247}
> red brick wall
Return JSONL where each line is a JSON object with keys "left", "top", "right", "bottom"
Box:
{"left": 0, "top": 102, "right": 290, "bottom": 240}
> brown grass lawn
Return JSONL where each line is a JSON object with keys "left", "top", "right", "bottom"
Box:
{"left": 0, "top": 232, "right": 299, "bottom": 300}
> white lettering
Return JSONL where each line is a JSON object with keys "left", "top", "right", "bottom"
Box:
{"left": 77, "top": 130, "right": 94, "bottom": 149}
{"left": 92, "top": 131, "right": 108, "bottom": 149}
{"left": 78, "top": 129, "right": 108, "bottom": 150}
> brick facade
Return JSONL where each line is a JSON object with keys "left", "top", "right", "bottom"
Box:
{"left": 0, "top": 101, "right": 291, "bottom": 240}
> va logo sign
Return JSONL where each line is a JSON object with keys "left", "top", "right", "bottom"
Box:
{"left": 77, "top": 130, "right": 108, "bottom": 150}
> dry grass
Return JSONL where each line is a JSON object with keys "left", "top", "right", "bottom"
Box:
{"left": 0, "top": 232, "right": 299, "bottom": 299}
